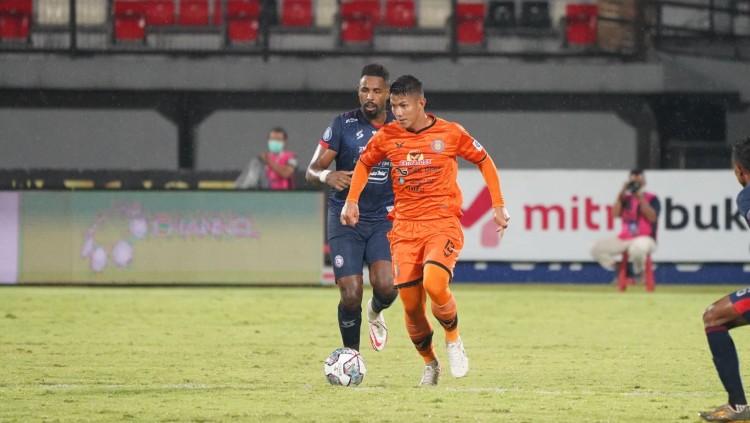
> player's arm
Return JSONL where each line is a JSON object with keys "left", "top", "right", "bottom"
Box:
{"left": 612, "top": 182, "right": 630, "bottom": 217}
{"left": 305, "top": 145, "right": 352, "bottom": 191}
{"left": 340, "top": 160, "right": 373, "bottom": 226}
{"left": 456, "top": 127, "right": 509, "bottom": 232}
{"left": 476, "top": 155, "right": 510, "bottom": 232}
{"left": 341, "top": 134, "right": 386, "bottom": 226}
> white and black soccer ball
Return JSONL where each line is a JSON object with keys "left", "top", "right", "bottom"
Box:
{"left": 323, "top": 347, "right": 366, "bottom": 386}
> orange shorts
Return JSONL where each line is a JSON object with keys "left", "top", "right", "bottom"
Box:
{"left": 387, "top": 217, "right": 464, "bottom": 288}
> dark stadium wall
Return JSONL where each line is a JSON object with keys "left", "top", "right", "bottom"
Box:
{"left": 0, "top": 109, "right": 177, "bottom": 169}
{"left": 196, "top": 110, "right": 637, "bottom": 171}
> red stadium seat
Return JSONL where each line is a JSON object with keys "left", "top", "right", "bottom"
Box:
{"left": 456, "top": 2, "right": 485, "bottom": 45}
{"left": 114, "top": 0, "right": 146, "bottom": 42}
{"left": 383, "top": 0, "right": 415, "bottom": 28}
{"left": 179, "top": 0, "right": 209, "bottom": 25}
{"left": 226, "top": 0, "right": 260, "bottom": 43}
{"left": 340, "top": 0, "right": 379, "bottom": 44}
{"left": 145, "top": 0, "right": 176, "bottom": 26}
{"left": 565, "top": 4, "right": 597, "bottom": 46}
{"left": 0, "top": 0, "right": 31, "bottom": 42}
{"left": 281, "top": 0, "right": 313, "bottom": 27}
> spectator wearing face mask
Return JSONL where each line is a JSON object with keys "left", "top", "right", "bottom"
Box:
{"left": 235, "top": 127, "right": 298, "bottom": 190}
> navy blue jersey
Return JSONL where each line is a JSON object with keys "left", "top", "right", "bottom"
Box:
{"left": 738, "top": 184, "right": 750, "bottom": 225}
{"left": 319, "top": 109, "right": 394, "bottom": 221}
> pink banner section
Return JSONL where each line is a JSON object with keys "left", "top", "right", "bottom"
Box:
{"left": 0, "top": 192, "right": 19, "bottom": 284}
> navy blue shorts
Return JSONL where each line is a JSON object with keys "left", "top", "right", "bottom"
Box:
{"left": 327, "top": 212, "right": 392, "bottom": 280}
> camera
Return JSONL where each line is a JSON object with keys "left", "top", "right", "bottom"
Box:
{"left": 626, "top": 181, "right": 641, "bottom": 193}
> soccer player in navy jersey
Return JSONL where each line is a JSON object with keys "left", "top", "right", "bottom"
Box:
{"left": 700, "top": 136, "right": 750, "bottom": 422}
{"left": 305, "top": 64, "right": 398, "bottom": 352}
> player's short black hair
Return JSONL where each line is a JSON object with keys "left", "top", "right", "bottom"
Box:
{"left": 269, "top": 127, "right": 288, "bottom": 140}
{"left": 389, "top": 75, "right": 424, "bottom": 97}
{"left": 630, "top": 169, "right": 643, "bottom": 176}
{"left": 733, "top": 136, "right": 750, "bottom": 170}
{"left": 361, "top": 63, "right": 389, "bottom": 82}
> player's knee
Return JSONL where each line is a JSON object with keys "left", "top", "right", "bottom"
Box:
{"left": 703, "top": 305, "right": 721, "bottom": 328}
{"left": 338, "top": 282, "right": 363, "bottom": 310}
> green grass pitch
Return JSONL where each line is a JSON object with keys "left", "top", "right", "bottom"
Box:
{"left": 1, "top": 284, "right": 747, "bottom": 422}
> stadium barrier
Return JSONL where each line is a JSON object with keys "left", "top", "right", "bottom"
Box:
{"left": 0, "top": 190, "right": 323, "bottom": 284}
{"left": 1, "top": 169, "right": 748, "bottom": 285}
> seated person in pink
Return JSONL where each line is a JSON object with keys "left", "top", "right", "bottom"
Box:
{"left": 591, "top": 169, "right": 660, "bottom": 278}
{"left": 236, "top": 127, "right": 298, "bottom": 190}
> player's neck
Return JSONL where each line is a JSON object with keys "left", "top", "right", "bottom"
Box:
{"left": 369, "top": 112, "right": 388, "bottom": 127}
{"left": 408, "top": 113, "right": 434, "bottom": 133}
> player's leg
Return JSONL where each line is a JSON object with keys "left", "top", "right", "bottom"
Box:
{"left": 625, "top": 236, "right": 656, "bottom": 277}
{"left": 399, "top": 282, "right": 440, "bottom": 385}
{"left": 700, "top": 289, "right": 750, "bottom": 421}
{"left": 421, "top": 218, "right": 468, "bottom": 378}
{"left": 590, "top": 236, "right": 628, "bottom": 271}
{"left": 328, "top": 224, "right": 368, "bottom": 352}
{"left": 390, "top": 223, "right": 440, "bottom": 385}
{"left": 364, "top": 220, "right": 398, "bottom": 351}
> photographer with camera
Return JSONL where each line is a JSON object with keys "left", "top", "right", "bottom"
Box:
{"left": 591, "top": 169, "right": 660, "bottom": 280}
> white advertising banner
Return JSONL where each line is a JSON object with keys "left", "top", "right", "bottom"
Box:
{"left": 457, "top": 170, "right": 749, "bottom": 262}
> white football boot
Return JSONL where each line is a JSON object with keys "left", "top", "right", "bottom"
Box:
{"left": 446, "top": 336, "right": 469, "bottom": 377}
{"left": 367, "top": 298, "right": 388, "bottom": 352}
{"left": 419, "top": 360, "right": 441, "bottom": 386}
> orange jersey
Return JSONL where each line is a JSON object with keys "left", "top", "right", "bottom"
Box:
{"left": 358, "top": 115, "right": 488, "bottom": 221}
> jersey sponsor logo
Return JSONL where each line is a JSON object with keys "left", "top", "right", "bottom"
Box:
{"left": 431, "top": 139, "right": 445, "bottom": 153}
{"left": 368, "top": 167, "right": 390, "bottom": 184}
{"left": 345, "top": 117, "right": 358, "bottom": 123}
{"left": 472, "top": 139, "right": 484, "bottom": 151}
{"left": 356, "top": 129, "right": 365, "bottom": 140}
{"left": 399, "top": 150, "right": 432, "bottom": 166}
{"left": 334, "top": 255, "right": 344, "bottom": 268}
{"left": 323, "top": 127, "right": 333, "bottom": 142}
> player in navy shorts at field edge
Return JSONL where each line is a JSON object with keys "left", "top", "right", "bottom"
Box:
{"left": 305, "top": 64, "right": 397, "bottom": 353}
{"left": 700, "top": 136, "right": 750, "bottom": 422}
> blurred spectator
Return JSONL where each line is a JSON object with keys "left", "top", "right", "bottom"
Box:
{"left": 591, "top": 169, "right": 660, "bottom": 278}
{"left": 235, "top": 127, "right": 298, "bottom": 190}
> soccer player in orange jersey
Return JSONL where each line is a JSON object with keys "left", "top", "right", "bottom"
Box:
{"left": 341, "top": 75, "right": 510, "bottom": 385}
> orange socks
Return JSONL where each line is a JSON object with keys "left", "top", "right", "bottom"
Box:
{"left": 399, "top": 286, "right": 436, "bottom": 363}
{"left": 423, "top": 263, "right": 460, "bottom": 343}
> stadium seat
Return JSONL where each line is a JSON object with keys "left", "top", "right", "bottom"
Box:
{"left": 314, "top": 0, "right": 336, "bottom": 27}
{"left": 0, "top": 0, "right": 31, "bottom": 41}
{"left": 383, "top": 0, "right": 415, "bottom": 29}
{"left": 565, "top": 3, "right": 597, "bottom": 46}
{"left": 520, "top": 1, "right": 551, "bottom": 28}
{"left": 617, "top": 252, "right": 655, "bottom": 292}
{"left": 179, "top": 0, "right": 210, "bottom": 25}
{"left": 145, "top": 0, "right": 176, "bottom": 26}
{"left": 77, "top": 0, "right": 107, "bottom": 26}
{"left": 486, "top": 0, "right": 515, "bottom": 28}
{"left": 418, "top": 0, "right": 450, "bottom": 28}
{"left": 455, "top": 2, "right": 485, "bottom": 45}
{"left": 281, "top": 0, "right": 313, "bottom": 27}
{"left": 226, "top": 0, "right": 260, "bottom": 43}
{"left": 36, "top": 0, "right": 67, "bottom": 26}
{"left": 114, "top": 0, "right": 146, "bottom": 41}
{"left": 339, "top": 0, "right": 379, "bottom": 44}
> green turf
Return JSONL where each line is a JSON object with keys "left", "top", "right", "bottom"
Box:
{"left": 0, "top": 284, "right": 747, "bottom": 422}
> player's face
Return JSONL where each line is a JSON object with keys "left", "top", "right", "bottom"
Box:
{"left": 358, "top": 76, "right": 388, "bottom": 120}
{"left": 390, "top": 93, "right": 426, "bottom": 131}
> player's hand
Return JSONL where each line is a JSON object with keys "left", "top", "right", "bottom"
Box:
{"left": 258, "top": 153, "right": 268, "bottom": 163}
{"left": 340, "top": 200, "right": 360, "bottom": 227}
{"left": 326, "top": 170, "right": 353, "bottom": 191}
{"left": 494, "top": 206, "right": 510, "bottom": 234}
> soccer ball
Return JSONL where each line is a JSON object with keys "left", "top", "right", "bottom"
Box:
{"left": 323, "top": 347, "right": 366, "bottom": 386}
